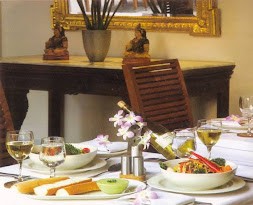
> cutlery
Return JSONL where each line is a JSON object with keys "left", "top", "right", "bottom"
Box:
{"left": 236, "top": 175, "right": 253, "bottom": 182}
{"left": 144, "top": 157, "right": 167, "bottom": 162}
{"left": 0, "top": 172, "right": 35, "bottom": 180}
{"left": 194, "top": 201, "right": 213, "bottom": 205}
{"left": 89, "top": 163, "right": 122, "bottom": 177}
{"left": 90, "top": 158, "right": 166, "bottom": 178}
{"left": 95, "top": 158, "right": 166, "bottom": 177}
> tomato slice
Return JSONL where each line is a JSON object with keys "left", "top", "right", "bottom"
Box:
{"left": 82, "top": 147, "right": 90, "bottom": 153}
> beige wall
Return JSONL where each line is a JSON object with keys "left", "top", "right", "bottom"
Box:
{"left": 1, "top": 0, "right": 253, "bottom": 143}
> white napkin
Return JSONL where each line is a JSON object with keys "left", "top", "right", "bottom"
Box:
{"left": 236, "top": 165, "right": 253, "bottom": 179}
{"left": 150, "top": 191, "right": 195, "bottom": 205}
{"left": 82, "top": 140, "right": 128, "bottom": 153}
{"left": 116, "top": 189, "right": 195, "bottom": 205}
{"left": 222, "top": 120, "right": 241, "bottom": 128}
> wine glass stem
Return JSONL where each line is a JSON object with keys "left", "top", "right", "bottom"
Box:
{"left": 247, "top": 117, "right": 252, "bottom": 135}
{"left": 207, "top": 146, "right": 212, "bottom": 159}
{"left": 50, "top": 167, "right": 56, "bottom": 178}
{"left": 18, "top": 160, "right": 23, "bottom": 182}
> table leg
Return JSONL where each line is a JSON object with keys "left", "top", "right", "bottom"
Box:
{"left": 5, "top": 88, "right": 29, "bottom": 130}
{"left": 217, "top": 83, "right": 229, "bottom": 118}
{"left": 48, "top": 91, "right": 64, "bottom": 136}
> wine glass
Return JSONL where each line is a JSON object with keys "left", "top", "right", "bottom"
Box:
{"left": 172, "top": 128, "right": 196, "bottom": 158}
{"left": 39, "top": 136, "right": 66, "bottom": 178}
{"left": 196, "top": 119, "right": 222, "bottom": 159}
{"left": 238, "top": 96, "right": 253, "bottom": 137}
{"left": 5, "top": 130, "right": 34, "bottom": 187}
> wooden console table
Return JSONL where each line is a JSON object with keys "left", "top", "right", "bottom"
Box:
{"left": 0, "top": 56, "right": 235, "bottom": 136}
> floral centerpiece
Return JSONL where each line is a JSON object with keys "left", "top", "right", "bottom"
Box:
{"left": 96, "top": 109, "right": 152, "bottom": 151}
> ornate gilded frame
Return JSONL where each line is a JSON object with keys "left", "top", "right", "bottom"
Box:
{"left": 50, "top": 0, "right": 220, "bottom": 36}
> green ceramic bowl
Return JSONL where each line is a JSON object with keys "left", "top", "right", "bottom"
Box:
{"left": 96, "top": 178, "right": 129, "bottom": 194}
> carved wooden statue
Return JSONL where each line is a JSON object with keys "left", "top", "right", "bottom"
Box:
{"left": 43, "top": 23, "right": 69, "bottom": 60}
{"left": 123, "top": 24, "right": 151, "bottom": 64}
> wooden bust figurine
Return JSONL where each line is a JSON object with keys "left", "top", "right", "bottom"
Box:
{"left": 123, "top": 24, "right": 151, "bottom": 64}
{"left": 43, "top": 23, "right": 69, "bottom": 60}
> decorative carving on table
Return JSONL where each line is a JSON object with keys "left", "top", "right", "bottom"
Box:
{"left": 123, "top": 24, "right": 151, "bottom": 64}
{"left": 43, "top": 22, "right": 69, "bottom": 60}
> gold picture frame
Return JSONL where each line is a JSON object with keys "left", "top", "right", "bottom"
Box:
{"left": 50, "top": 0, "right": 220, "bottom": 36}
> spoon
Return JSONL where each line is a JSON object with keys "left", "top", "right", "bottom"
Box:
{"left": 90, "top": 163, "right": 122, "bottom": 178}
{"left": 3, "top": 175, "right": 37, "bottom": 189}
{"left": 91, "top": 157, "right": 166, "bottom": 178}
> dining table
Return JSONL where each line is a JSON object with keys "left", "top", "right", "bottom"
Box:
{"left": 0, "top": 129, "right": 253, "bottom": 205}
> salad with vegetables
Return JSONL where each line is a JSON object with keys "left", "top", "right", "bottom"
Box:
{"left": 65, "top": 143, "right": 90, "bottom": 155}
{"left": 160, "top": 151, "right": 232, "bottom": 174}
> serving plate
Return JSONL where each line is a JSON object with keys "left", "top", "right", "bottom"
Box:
{"left": 147, "top": 174, "right": 246, "bottom": 195}
{"left": 214, "top": 118, "right": 249, "bottom": 130}
{"left": 24, "top": 179, "right": 146, "bottom": 200}
{"left": 82, "top": 141, "right": 128, "bottom": 158}
{"left": 97, "top": 149, "right": 127, "bottom": 158}
{"left": 23, "top": 158, "right": 107, "bottom": 175}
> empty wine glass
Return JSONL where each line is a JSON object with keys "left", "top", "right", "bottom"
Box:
{"left": 172, "top": 128, "right": 196, "bottom": 158}
{"left": 196, "top": 119, "right": 222, "bottom": 159}
{"left": 39, "top": 136, "right": 66, "bottom": 178}
{"left": 238, "top": 96, "right": 253, "bottom": 137}
{"left": 5, "top": 130, "right": 34, "bottom": 187}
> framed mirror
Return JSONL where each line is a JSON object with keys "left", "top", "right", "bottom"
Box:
{"left": 50, "top": 0, "right": 220, "bottom": 36}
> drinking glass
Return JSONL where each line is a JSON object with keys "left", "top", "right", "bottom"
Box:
{"left": 172, "top": 128, "right": 196, "bottom": 158}
{"left": 196, "top": 119, "right": 222, "bottom": 159}
{"left": 5, "top": 130, "right": 34, "bottom": 186}
{"left": 238, "top": 96, "right": 253, "bottom": 137}
{"left": 39, "top": 136, "right": 66, "bottom": 178}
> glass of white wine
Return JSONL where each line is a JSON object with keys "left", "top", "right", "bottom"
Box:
{"left": 196, "top": 119, "right": 222, "bottom": 159}
{"left": 172, "top": 128, "right": 196, "bottom": 158}
{"left": 238, "top": 96, "right": 253, "bottom": 137}
{"left": 39, "top": 136, "right": 66, "bottom": 178}
{"left": 5, "top": 130, "right": 34, "bottom": 187}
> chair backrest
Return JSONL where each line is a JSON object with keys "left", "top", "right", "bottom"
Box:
{"left": 0, "top": 81, "right": 15, "bottom": 167}
{"left": 122, "top": 59, "right": 193, "bottom": 131}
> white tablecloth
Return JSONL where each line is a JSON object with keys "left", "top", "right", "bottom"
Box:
{"left": 1, "top": 138, "right": 253, "bottom": 205}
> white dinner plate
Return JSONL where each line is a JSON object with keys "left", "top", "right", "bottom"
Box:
{"left": 147, "top": 174, "right": 246, "bottom": 195}
{"left": 23, "top": 158, "right": 107, "bottom": 175}
{"left": 97, "top": 149, "right": 127, "bottom": 158}
{"left": 82, "top": 141, "right": 128, "bottom": 158}
{"left": 213, "top": 118, "right": 249, "bottom": 130}
{"left": 24, "top": 179, "right": 146, "bottom": 200}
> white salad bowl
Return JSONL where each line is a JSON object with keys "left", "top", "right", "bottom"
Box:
{"left": 29, "top": 143, "right": 97, "bottom": 170}
{"left": 160, "top": 158, "right": 237, "bottom": 191}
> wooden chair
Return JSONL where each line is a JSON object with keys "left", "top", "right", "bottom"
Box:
{"left": 122, "top": 59, "right": 193, "bottom": 131}
{"left": 0, "top": 81, "right": 15, "bottom": 167}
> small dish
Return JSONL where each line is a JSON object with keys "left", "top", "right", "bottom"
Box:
{"left": 96, "top": 178, "right": 129, "bottom": 194}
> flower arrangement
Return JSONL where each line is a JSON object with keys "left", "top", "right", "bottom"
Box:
{"left": 76, "top": 0, "right": 123, "bottom": 30}
{"left": 96, "top": 109, "right": 152, "bottom": 150}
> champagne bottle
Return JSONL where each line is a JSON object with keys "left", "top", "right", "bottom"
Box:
{"left": 117, "top": 101, "right": 176, "bottom": 160}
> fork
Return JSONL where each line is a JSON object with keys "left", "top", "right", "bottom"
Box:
{"left": 194, "top": 201, "right": 213, "bottom": 205}
{"left": 0, "top": 172, "right": 35, "bottom": 180}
